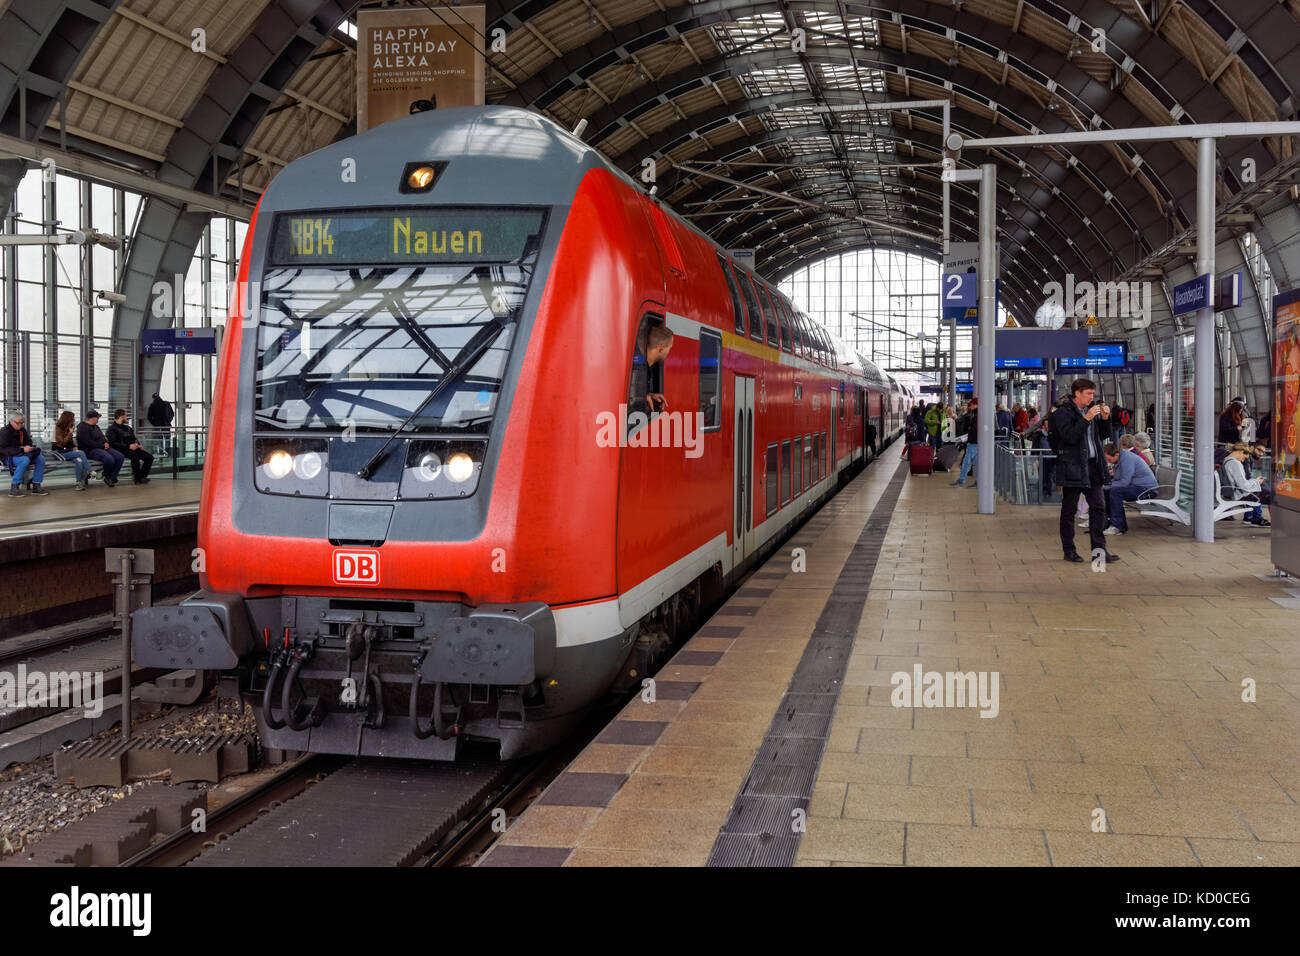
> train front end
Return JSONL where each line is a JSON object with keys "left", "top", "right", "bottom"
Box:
{"left": 130, "top": 107, "right": 638, "bottom": 760}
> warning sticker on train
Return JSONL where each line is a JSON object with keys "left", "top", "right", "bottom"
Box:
{"left": 333, "top": 549, "right": 381, "bottom": 586}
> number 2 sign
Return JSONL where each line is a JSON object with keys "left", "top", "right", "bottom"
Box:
{"left": 942, "top": 272, "right": 977, "bottom": 308}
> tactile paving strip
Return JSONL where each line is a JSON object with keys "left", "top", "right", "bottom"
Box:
{"left": 708, "top": 461, "right": 908, "bottom": 866}
{"left": 187, "top": 759, "right": 513, "bottom": 866}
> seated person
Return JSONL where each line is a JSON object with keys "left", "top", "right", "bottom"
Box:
{"left": 0, "top": 412, "right": 48, "bottom": 496}
{"left": 628, "top": 322, "right": 673, "bottom": 421}
{"left": 1131, "top": 432, "right": 1156, "bottom": 469}
{"left": 50, "top": 410, "right": 93, "bottom": 491}
{"left": 106, "top": 409, "right": 153, "bottom": 485}
{"left": 1223, "top": 442, "right": 1270, "bottom": 527}
{"left": 1103, "top": 441, "right": 1157, "bottom": 535}
{"left": 77, "top": 410, "right": 125, "bottom": 487}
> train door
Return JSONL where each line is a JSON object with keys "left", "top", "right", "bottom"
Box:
{"left": 829, "top": 384, "right": 837, "bottom": 474}
{"left": 733, "top": 375, "right": 755, "bottom": 567}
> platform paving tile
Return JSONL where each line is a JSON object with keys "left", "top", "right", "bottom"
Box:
{"left": 1185, "top": 839, "right": 1300, "bottom": 866}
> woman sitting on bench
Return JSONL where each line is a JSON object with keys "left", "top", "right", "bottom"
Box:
{"left": 50, "top": 410, "right": 93, "bottom": 491}
{"left": 1222, "top": 443, "right": 1271, "bottom": 528}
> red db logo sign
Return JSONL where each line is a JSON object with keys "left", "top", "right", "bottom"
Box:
{"left": 333, "top": 549, "right": 380, "bottom": 586}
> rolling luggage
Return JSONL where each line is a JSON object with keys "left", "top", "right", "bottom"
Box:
{"left": 935, "top": 442, "right": 963, "bottom": 472}
{"left": 908, "top": 442, "right": 934, "bottom": 476}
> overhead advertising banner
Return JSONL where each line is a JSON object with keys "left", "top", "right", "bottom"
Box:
{"left": 357, "top": 5, "right": 485, "bottom": 133}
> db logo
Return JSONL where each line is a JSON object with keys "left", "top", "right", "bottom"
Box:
{"left": 333, "top": 549, "right": 380, "bottom": 586}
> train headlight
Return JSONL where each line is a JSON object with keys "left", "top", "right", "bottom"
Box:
{"left": 265, "top": 450, "right": 293, "bottom": 479}
{"left": 408, "top": 166, "right": 436, "bottom": 189}
{"left": 415, "top": 452, "right": 442, "bottom": 481}
{"left": 294, "top": 451, "right": 323, "bottom": 480}
{"left": 446, "top": 452, "right": 474, "bottom": 483}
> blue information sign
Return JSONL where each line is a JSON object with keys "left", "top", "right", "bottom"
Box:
{"left": 995, "top": 357, "right": 1045, "bottom": 369}
{"left": 943, "top": 278, "right": 999, "bottom": 327}
{"left": 1057, "top": 340, "right": 1127, "bottom": 369}
{"left": 1172, "top": 274, "right": 1212, "bottom": 316}
{"left": 941, "top": 272, "right": 978, "bottom": 309}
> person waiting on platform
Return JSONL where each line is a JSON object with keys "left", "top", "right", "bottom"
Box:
{"left": 950, "top": 397, "right": 979, "bottom": 487}
{"left": 1, "top": 412, "right": 48, "bottom": 496}
{"left": 78, "top": 410, "right": 124, "bottom": 487}
{"left": 1050, "top": 378, "right": 1118, "bottom": 563}
{"left": 147, "top": 392, "right": 175, "bottom": 457}
{"left": 1131, "top": 432, "right": 1156, "bottom": 469}
{"left": 50, "top": 410, "right": 93, "bottom": 491}
{"left": 1102, "top": 441, "right": 1157, "bottom": 536}
{"left": 995, "top": 403, "right": 1013, "bottom": 444}
{"left": 1223, "top": 442, "right": 1271, "bottom": 527}
{"left": 924, "top": 403, "right": 943, "bottom": 450}
{"left": 107, "top": 409, "right": 153, "bottom": 484}
{"left": 865, "top": 420, "right": 877, "bottom": 457}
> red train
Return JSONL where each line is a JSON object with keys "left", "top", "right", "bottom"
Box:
{"left": 132, "top": 106, "right": 912, "bottom": 759}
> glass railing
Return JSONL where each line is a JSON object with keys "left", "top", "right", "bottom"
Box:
{"left": 135, "top": 426, "right": 207, "bottom": 480}
{"left": 993, "top": 441, "right": 1056, "bottom": 506}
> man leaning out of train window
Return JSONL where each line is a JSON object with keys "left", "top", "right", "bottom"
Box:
{"left": 628, "top": 322, "right": 674, "bottom": 424}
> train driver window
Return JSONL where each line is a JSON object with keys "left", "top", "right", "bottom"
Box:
{"left": 628, "top": 313, "right": 672, "bottom": 434}
{"left": 699, "top": 329, "right": 722, "bottom": 431}
{"left": 718, "top": 254, "right": 745, "bottom": 336}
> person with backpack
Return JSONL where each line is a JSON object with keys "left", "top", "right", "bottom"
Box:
{"left": 924, "top": 403, "right": 943, "bottom": 450}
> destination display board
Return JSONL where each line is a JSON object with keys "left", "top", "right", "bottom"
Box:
{"left": 268, "top": 207, "right": 546, "bottom": 266}
{"left": 1057, "top": 340, "right": 1127, "bottom": 369}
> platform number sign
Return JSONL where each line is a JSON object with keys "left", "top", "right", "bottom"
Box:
{"left": 333, "top": 549, "right": 381, "bottom": 586}
{"left": 942, "top": 272, "right": 977, "bottom": 309}
{"left": 289, "top": 218, "right": 334, "bottom": 257}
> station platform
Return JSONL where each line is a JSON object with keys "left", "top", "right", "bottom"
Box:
{"left": 0, "top": 476, "right": 199, "bottom": 633}
{"left": 481, "top": 458, "right": 1300, "bottom": 867}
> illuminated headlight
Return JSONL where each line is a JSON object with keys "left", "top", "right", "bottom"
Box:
{"left": 446, "top": 452, "right": 474, "bottom": 483}
{"left": 408, "top": 166, "right": 436, "bottom": 190}
{"left": 265, "top": 450, "right": 293, "bottom": 479}
{"left": 293, "top": 451, "right": 323, "bottom": 480}
{"left": 415, "top": 452, "right": 442, "bottom": 481}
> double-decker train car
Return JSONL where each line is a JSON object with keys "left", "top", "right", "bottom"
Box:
{"left": 132, "top": 106, "right": 904, "bottom": 761}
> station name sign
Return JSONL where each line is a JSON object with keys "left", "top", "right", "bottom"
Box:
{"left": 268, "top": 207, "right": 546, "bottom": 266}
{"left": 1172, "top": 274, "right": 1212, "bottom": 316}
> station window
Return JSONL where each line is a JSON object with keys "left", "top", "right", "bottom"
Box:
{"left": 792, "top": 436, "right": 803, "bottom": 497}
{"left": 765, "top": 442, "right": 779, "bottom": 516}
{"left": 718, "top": 254, "right": 745, "bottom": 336}
{"left": 781, "top": 439, "right": 792, "bottom": 504}
{"left": 739, "top": 272, "right": 763, "bottom": 342}
{"left": 699, "top": 329, "right": 721, "bottom": 431}
{"left": 804, "top": 434, "right": 812, "bottom": 487}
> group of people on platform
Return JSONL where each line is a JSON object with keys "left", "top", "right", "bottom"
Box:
{"left": 0, "top": 395, "right": 171, "bottom": 497}
{"left": 906, "top": 379, "right": 1274, "bottom": 563}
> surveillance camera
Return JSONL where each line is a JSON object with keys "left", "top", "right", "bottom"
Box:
{"left": 96, "top": 290, "right": 127, "bottom": 305}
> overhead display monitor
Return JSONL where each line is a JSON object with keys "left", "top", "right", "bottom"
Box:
{"left": 1057, "top": 340, "right": 1128, "bottom": 369}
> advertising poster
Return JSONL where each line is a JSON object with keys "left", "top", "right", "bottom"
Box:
{"left": 357, "top": 5, "right": 485, "bottom": 133}
{"left": 1274, "top": 288, "right": 1300, "bottom": 505}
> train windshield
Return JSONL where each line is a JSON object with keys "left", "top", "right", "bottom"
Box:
{"left": 254, "top": 207, "right": 545, "bottom": 433}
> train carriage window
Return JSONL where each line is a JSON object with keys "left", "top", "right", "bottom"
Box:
{"left": 765, "top": 442, "right": 779, "bottom": 515}
{"left": 753, "top": 280, "right": 778, "bottom": 348}
{"left": 792, "top": 436, "right": 802, "bottom": 497}
{"left": 781, "top": 439, "right": 792, "bottom": 505}
{"left": 812, "top": 432, "right": 820, "bottom": 480}
{"left": 774, "top": 296, "right": 793, "bottom": 354}
{"left": 839, "top": 382, "right": 846, "bottom": 420}
{"left": 821, "top": 430, "right": 828, "bottom": 476}
{"left": 795, "top": 312, "right": 811, "bottom": 359}
{"left": 718, "top": 254, "right": 745, "bottom": 336}
{"left": 804, "top": 434, "right": 812, "bottom": 488}
{"left": 699, "top": 329, "right": 721, "bottom": 431}
{"left": 739, "top": 273, "right": 764, "bottom": 342}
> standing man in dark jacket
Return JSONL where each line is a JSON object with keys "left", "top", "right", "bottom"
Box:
{"left": 106, "top": 408, "right": 153, "bottom": 484}
{"left": 146, "top": 393, "right": 175, "bottom": 457}
{"left": 0, "top": 412, "right": 48, "bottom": 496}
{"left": 77, "top": 410, "right": 124, "bottom": 486}
{"left": 1050, "top": 379, "right": 1120, "bottom": 564}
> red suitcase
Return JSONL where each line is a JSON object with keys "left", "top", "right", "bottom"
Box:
{"left": 908, "top": 442, "right": 934, "bottom": 475}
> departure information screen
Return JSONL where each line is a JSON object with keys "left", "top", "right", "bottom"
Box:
{"left": 1057, "top": 340, "right": 1127, "bottom": 368}
{"left": 995, "top": 357, "right": 1044, "bottom": 369}
{"left": 268, "top": 206, "right": 547, "bottom": 266}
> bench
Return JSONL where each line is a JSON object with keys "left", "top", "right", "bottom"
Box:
{"left": 3, "top": 451, "right": 103, "bottom": 484}
{"left": 1213, "top": 469, "right": 1261, "bottom": 522}
{"left": 1127, "top": 465, "right": 1190, "bottom": 525}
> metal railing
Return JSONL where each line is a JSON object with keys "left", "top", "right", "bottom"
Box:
{"left": 135, "top": 426, "right": 207, "bottom": 479}
{"left": 993, "top": 441, "right": 1056, "bottom": 506}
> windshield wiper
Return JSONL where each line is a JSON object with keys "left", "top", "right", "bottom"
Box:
{"left": 356, "top": 318, "right": 508, "bottom": 480}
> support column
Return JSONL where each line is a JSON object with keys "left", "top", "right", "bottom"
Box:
{"left": 1194, "top": 138, "right": 1216, "bottom": 543}
{"left": 977, "top": 163, "right": 997, "bottom": 514}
